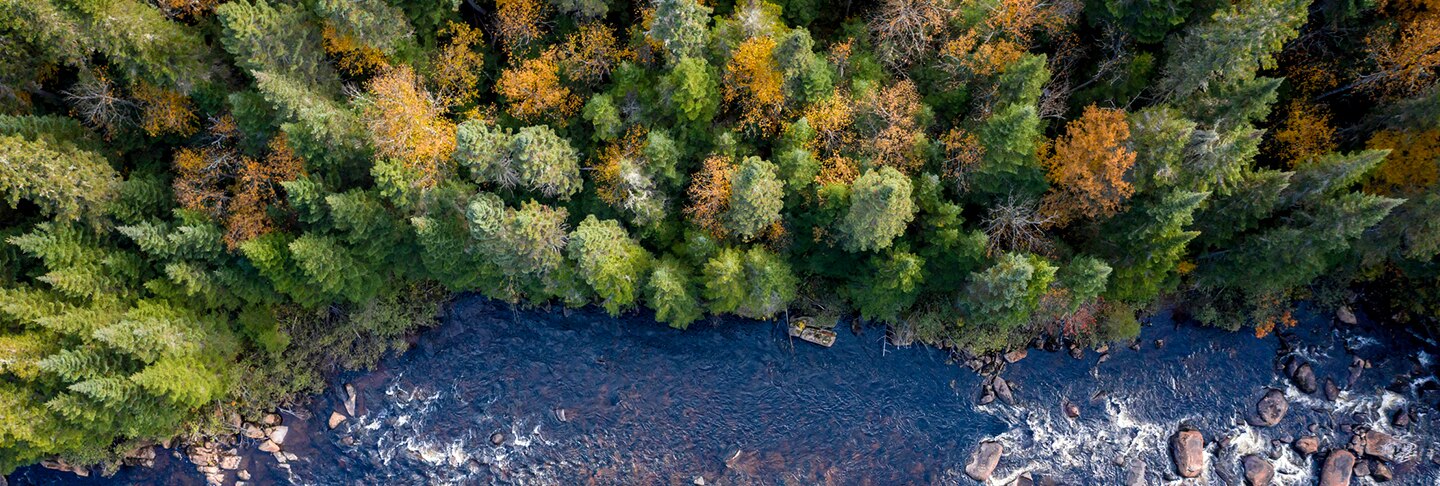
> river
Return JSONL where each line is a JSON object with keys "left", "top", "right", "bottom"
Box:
{"left": 9, "top": 295, "right": 1440, "bottom": 485}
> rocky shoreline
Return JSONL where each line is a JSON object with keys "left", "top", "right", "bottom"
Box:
{"left": 953, "top": 305, "right": 1433, "bottom": 485}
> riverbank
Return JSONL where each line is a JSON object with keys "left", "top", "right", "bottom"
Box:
{"left": 9, "top": 295, "right": 1439, "bottom": 485}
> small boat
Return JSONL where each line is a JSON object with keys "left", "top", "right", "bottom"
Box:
{"left": 788, "top": 317, "right": 836, "bottom": 347}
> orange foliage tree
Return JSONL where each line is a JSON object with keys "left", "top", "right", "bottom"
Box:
{"left": 323, "top": 24, "right": 391, "bottom": 77}
{"left": 497, "top": 51, "right": 582, "bottom": 124}
{"left": 1039, "top": 105, "right": 1136, "bottom": 227}
{"left": 1360, "top": 12, "right": 1440, "bottom": 98}
{"left": 685, "top": 155, "right": 736, "bottom": 238}
{"left": 360, "top": 65, "right": 457, "bottom": 188}
{"left": 724, "top": 36, "right": 787, "bottom": 132}
{"left": 1367, "top": 128, "right": 1440, "bottom": 196}
{"left": 132, "top": 83, "right": 197, "bottom": 138}
{"left": 173, "top": 120, "right": 304, "bottom": 247}
{"left": 857, "top": 80, "right": 927, "bottom": 174}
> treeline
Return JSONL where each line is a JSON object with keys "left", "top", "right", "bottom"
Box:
{"left": 1, "top": 0, "right": 1437, "bottom": 473}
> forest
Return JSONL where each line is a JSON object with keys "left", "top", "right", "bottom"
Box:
{"left": 1, "top": 0, "right": 1438, "bottom": 473}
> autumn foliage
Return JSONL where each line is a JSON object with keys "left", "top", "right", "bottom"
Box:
{"left": 497, "top": 52, "right": 582, "bottom": 124}
{"left": 724, "top": 37, "right": 787, "bottom": 132}
{"left": 1040, "top": 105, "right": 1136, "bottom": 227}
{"left": 361, "top": 65, "right": 457, "bottom": 187}
{"left": 686, "top": 155, "right": 736, "bottom": 238}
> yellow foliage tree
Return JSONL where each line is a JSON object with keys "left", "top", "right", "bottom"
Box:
{"left": 1367, "top": 128, "right": 1440, "bottom": 196}
{"left": 360, "top": 65, "right": 457, "bottom": 188}
{"left": 1039, "top": 105, "right": 1136, "bottom": 227}
{"left": 1269, "top": 100, "right": 1337, "bottom": 168}
{"left": 560, "top": 22, "right": 631, "bottom": 85}
{"left": 431, "top": 21, "right": 486, "bottom": 108}
{"left": 800, "top": 90, "right": 855, "bottom": 155}
{"left": 323, "top": 24, "right": 391, "bottom": 77}
{"left": 496, "top": 0, "right": 547, "bottom": 57}
{"left": 723, "top": 36, "right": 786, "bottom": 132}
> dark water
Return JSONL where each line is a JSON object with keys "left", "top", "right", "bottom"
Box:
{"left": 10, "top": 296, "right": 1440, "bottom": 485}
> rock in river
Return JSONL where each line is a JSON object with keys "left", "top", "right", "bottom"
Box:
{"left": 993, "top": 377, "right": 1016, "bottom": 405}
{"left": 965, "top": 441, "right": 1003, "bottom": 482}
{"left": 1363, "top": 430, "right": 1400, "bottom": 463}
{"left": 1291, "top": 361, "right": 1318, "bottom": 394}
{"left": 1170, "top": 429, "right": 1204, "bottom": 478}
{"left": 328, "top": 411, "right": 346, "bottom": 429}
{"left": 1294, "top": 436, "right": 1319, "bottom": 456}
{"left": 1321, "top": 449, "right": 1356, "bottom": 486}
{"left": 1242, "top": 454, "right": 1273, "bottom": 486}
{"left": 1256, "top": 388, "right": 1288, "bottom": 426}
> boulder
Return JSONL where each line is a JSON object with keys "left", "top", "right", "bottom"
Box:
{"left": 491, "top": 432, "right": 506, "bottom": 445}
{"left": 328, "top": 411, "right": 347, "bottom": 429}
{"left": 1320, "top": 450, "right": 1356, "bottom": 486}
{"left": 978, "top": 386, "right": 996, "bottom": 405}
{"left": 1372, "top": 461, "right": 1393, "bottom": 482}
{"left": 1353, "top": 459, "right": 1371, "bottom": 478}
{"left": 1393, "top": 408, "right": 1411, "bottom": 428}
{"left": 123, "top": 445, "right": 157, "bottom": 468}
{"left": 261, "top": 413, "right": 282, "bottom": 426}
{"left": 1337, "top": 306, "right": 1357, "bottom": 325}
{"left": 1256, "top": 389, "right": 1288, "bottom": 426}
{"left": 1292, "top": 362, "right": 1318, "bottom": 394}
{"left": 1324, "top": 378, "right": 1340, "bottom": 402}
{"left": 1170, "top": 429, "right": 1204, "bottom": 478}
{"left": 965, "top": 441, "right": 1004, "bottom": 482}
{"left": 1063, "top": 399, "right": 1081, "bottom": 419}
{"left": 220, "top": 454, "right": 241, "bottom": 470}
{"left": 344, "top": 383, "right": 358, "bottom": 416}
{"left": 1010, "top": 472, "right": 1034, "bottom": 486}
{"left": 238, "top": 470, "right": 252, "bottom": 481}
{"left": 1294, "top": 436, "right": 1319, "bottom": 456}
{"left": 993, "top": 378, "right": 1016, "bottom": 405}
{"left": 1003, "top": 348, "right": 1028, "bottom": 364}
{"left": 242, "top": 423, "right": 265, "bottom": 439}
{"left": 258, "top": 440, "right": 281, "bottom": 453}
{"left": 1363, "top": 430, "right": 1399, "bottom": 462}
{"left": 1242, "top": 454, "right": 1273, "bottom": 486}
{"left": 269, "top": 425, "right": 289, "bottom": 445}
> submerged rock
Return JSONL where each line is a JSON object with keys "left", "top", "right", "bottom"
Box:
{"left": 1256, "top": 389, "right": 1288, "bottom": 426}
{"left": 491, "top": 432, "right": 506, "bottom": 445}
{"left": 344, "top": 383, "right": 358, "bottom": 417}
{"left": 1242, "top": 454, "right": 1273, "bottom": 486}
{"left": 1321, "top": 450, "right": 1356, "bottom": 486}
{"left": 1063, "top": 399, "right": 1080, "bottom": 419}
{"left": 1372, "top": 460, "right": 1394, "bottom": 481}
{"left": 1325, "top": 378, "right": 1340, "bottom": 401}
{"left": 1123, "top": 459, "right": 1146, "bottom": 486}
{"left": 1170, "top": 428, "right": 1204, "bottom": 478}
{"left": 965, "top": 441, "right": 1003, "bottom": 482}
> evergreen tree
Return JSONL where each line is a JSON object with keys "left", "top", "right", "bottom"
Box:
{"left": 840, "top": 167, "right": 916, "bottom": 252}
{"left": 723, "top": 157, "right": 784, "bottom": 240}
{"left": 566, "top": 216, "right": 653, "bottom": 315}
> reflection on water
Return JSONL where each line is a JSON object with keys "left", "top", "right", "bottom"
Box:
{"left": 10, "top": 297, "right": 1440, "bottom": 485}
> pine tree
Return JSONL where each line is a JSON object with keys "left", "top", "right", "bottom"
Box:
{"left": 646, "top": 257, "right": 704, "bottom": 329}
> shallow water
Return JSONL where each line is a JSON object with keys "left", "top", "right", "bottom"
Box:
{"left": 10, "top": 296, "right": 1440, "bottom": 485}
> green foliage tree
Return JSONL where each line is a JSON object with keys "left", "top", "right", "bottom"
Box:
{"left": 724, "top": 157, "right": 785, "bottom": 240}
{"left": 567, "top": 216, "right": 653, "bottom": 315}
{"left": 649, "top": 0, "right": 712, "bottom": 65}
{"left": 840, "top": 167, "right": 916, "bottom": 252}
{"left": 646, "top": 257, "right": 704, "bottom": 329}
